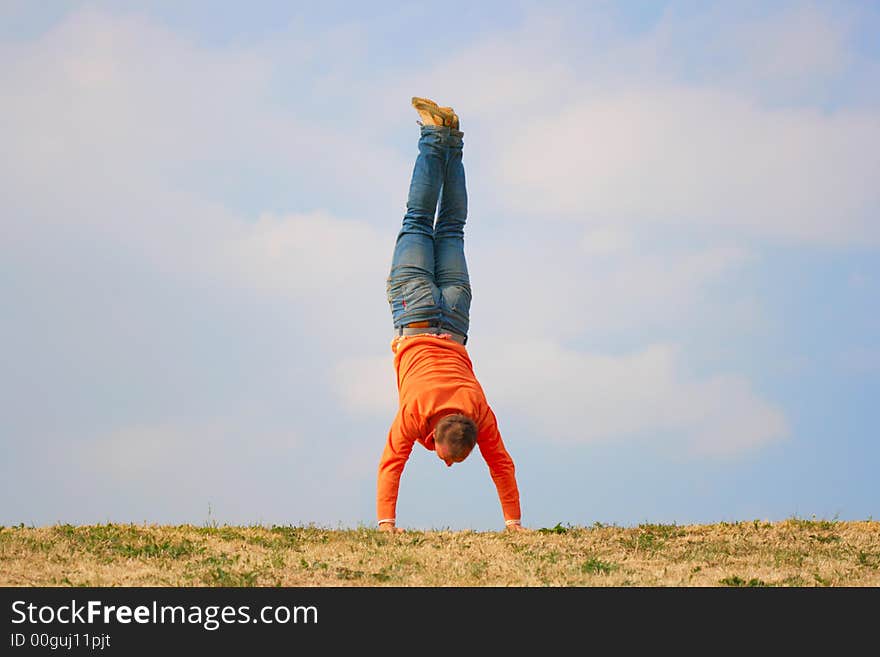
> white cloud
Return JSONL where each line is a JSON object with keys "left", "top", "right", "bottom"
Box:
{"left": 380, "top": 5, "right": 879, "bottom": 247}
{"left": 724, "top": 4, "right": 853, "bottom": 86}
{"left": 219, "top": 211, "right": 387, "bottom": 298}
{"left": 470, "top": 238, "right": 753, "bottom": 339}
{"left": 77, "top": 420, "right": 298, "bottom": 484}
{"left": 580, "top": 226, "right": 634, "bottom": 256}
{"left": 495, "top": 88, "right": 879, "bottom": 245}
{"left": 333, "top": 354, "right": 397, "bottom": 417}
{"left": 474, "top": 340, "right": 788, "bottom": 457}
{"left": 0, "top": 7, "right": 408, "bottom": 235}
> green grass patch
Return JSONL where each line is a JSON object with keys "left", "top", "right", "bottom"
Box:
{"left": 638, "top": 523, "right": 686, "bottom": 539}
{"left": 787, "top": 516, "right": 839, "bottom": 531}
{"left": 813, "top": 573, "right": 832, "bottom": 587}
{"left": 720, "top": 575, "right": 769, "bottom": 587}
{"left": 51, "top": 524, "right": 204, "bottom": 559}
{"left": 857, "top": 551, "right": 878, "bottom": 568}
{"left": 469, "top": 560, "right": 489, "bottom": 579}
{"left": 371, "top": 566, "right": 393, "bottom": 582}
{"left": 336, "top": 567, "right": 365, "bottom": 580}
{"left": 809, "top": 534, "right": 841, "bottom": 544}
{"left": 773, "top": 549, "right": 806, "bottom": 567}
{"left": 620, "top": 532, "right": 666, "bottom": 552}
{"left": 204, "top": 567, "right": 259, "bottom": 586}
{"left": 196, "top": 553, "right": 259, "bottom": 586}
{"left": 581, "top": 558, "right": 618, "bottom": 575}
{"left": 114, "top": 539, "right": 202, "bottom": 559}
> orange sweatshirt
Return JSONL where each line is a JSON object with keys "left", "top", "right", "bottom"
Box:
{"left": 376, "top": 333, "right": 521, "bottom": 525}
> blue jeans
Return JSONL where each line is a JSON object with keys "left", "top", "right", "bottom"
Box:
{"left": 386, "top": 125, "right": 471, "bottom": 339}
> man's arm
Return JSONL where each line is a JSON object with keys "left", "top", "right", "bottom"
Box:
{"left": 376, "top": 411, "right": 415, "bottom": 532}
{"left": 477, "top": 408, "right": 523, "bottom": 529}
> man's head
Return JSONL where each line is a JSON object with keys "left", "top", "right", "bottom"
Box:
{"left": 434, "top": 413, "right": 477, "bottom": 467}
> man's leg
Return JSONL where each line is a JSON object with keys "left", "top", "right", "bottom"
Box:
{"left": 386, "top": 125, "right": 447, "bottom": 330}
{"left": 434, "top": 126, "right": 471, "bottom": 340}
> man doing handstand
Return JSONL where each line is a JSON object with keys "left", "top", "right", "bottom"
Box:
{"left": 377, "top": 97, "right": 525, "bottom": 533}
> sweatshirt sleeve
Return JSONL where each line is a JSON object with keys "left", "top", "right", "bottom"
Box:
{"left": 477, "top": 407, "right": 521, "bottom": 523}
{"left": 376, "top": 410, "right": 415, "bottom": 524}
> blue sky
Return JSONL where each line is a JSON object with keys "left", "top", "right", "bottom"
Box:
{"left": 2, "top": 1, "right": 878, "bottom": 530}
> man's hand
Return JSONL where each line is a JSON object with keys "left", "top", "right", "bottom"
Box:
{"left": 379, "top": 522, "right": 404, "bottom": 534}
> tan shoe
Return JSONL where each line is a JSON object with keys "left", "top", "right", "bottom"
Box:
{"left": 439, "top": 106, "right": 460, "bottom": 130}
{"left": 412, "top": 96, "right": 458, "bottom": 129}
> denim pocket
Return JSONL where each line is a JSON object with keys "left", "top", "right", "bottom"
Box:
{"left": 388, "top": 275, "right": 439, "bottom": 319}
{"left": 402, "top": 278, "right": 439, "bottom": 311}
{"left": 441, "top": 283, "right": 472, "bottom": 317}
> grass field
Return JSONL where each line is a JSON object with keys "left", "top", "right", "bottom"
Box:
{"left": 2, "top": 517, "right": 878, "bottom": 587}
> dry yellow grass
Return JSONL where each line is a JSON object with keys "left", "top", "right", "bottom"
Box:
{"left": 1, "top": 518, "right": 878, "bottom": 587}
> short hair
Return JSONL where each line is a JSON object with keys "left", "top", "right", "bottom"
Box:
{"left": 434, "top": 414, "right": 478, "bottom": 460}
